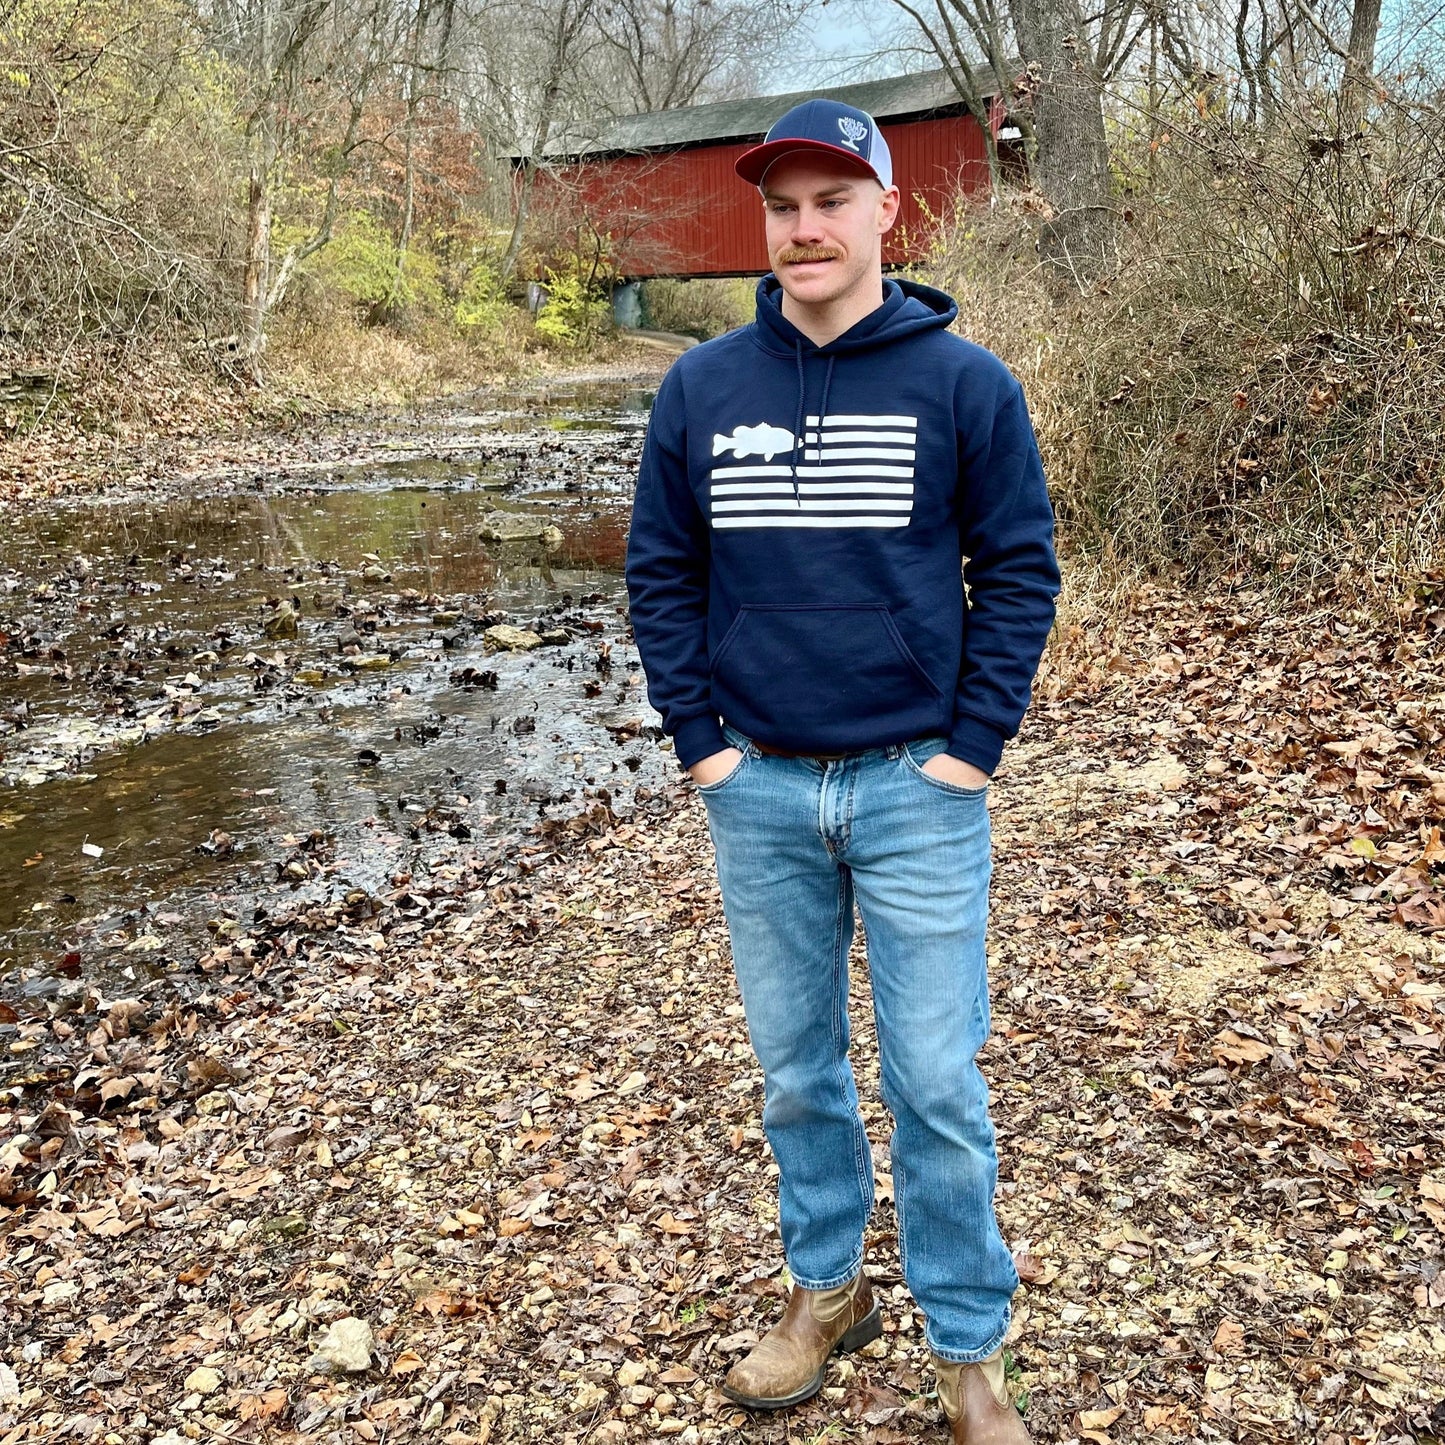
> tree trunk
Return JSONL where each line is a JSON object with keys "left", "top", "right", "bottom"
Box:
{"left": 982, "top": 104, "right": 1002, "bottom": 198}
{"left": 392, "top": 98, "right": 418, "bottom": 312}
{"left": 884, "top": 0, "right": 1014, "bottom": 201}
{"left": 1343, "top": 0, "right": 1382, "bottom": 123}
{"left": 241, "top": 162, "right": 271, "bottom": 377}
{"left": 500, "top": 71, "right": 563, "bottom": 287}
{"left": 497, "top": 0, "right": 592, "bottom": 288}
{"left": 1234, "top": 0, "right": 1257, "bottom": 129}
{"left": 499, "top": 159, "right": 537, "bottom": 288}
{"left": 1148, "top": 0, "right": 1161, "bottom": 172}
{"left": 391, "top": 0, "right": 431, "bottom": 313}
{"left": 1007, "top": 0, "right": 1115, "bottom": 283}
{"left": 239, "top": 0, "right": 276, "bottom": 378}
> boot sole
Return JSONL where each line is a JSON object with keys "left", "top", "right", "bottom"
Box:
{"left": 720, "top": 1304, "right": 884, "bottom": 1411}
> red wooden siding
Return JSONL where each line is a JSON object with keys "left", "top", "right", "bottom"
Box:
{"left": 535, "top": 111, "right": 991, "bottom": 280}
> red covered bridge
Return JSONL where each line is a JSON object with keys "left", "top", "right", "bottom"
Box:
{"left": 526, "top": 70, "right": 1017, "bottom": 282}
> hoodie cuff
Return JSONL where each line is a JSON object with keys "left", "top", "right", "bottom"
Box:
{"left": 672, "top": 715, "right": 727, "bottom": 770}
{"left": 946, "top": 715, "right": 1006, "bottom": 777}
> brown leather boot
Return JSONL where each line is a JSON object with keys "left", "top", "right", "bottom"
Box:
{"left": 721, "top": 1270, "right": 882, "bottom": 1409}
{"left": 932, "top": 1349, "right": 1031, "bottom": 1443}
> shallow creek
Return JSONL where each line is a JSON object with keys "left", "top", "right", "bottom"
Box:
{"left": 0, "top": 378, "right": 676, "bottom": 985}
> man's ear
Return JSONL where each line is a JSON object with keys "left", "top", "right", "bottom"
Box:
{"left": 877, "top": 185, "right": 901, "bottom": 235}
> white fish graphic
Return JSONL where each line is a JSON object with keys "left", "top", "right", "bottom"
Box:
{"left": 712, "top": 423, "right": 797, "bottom": 461}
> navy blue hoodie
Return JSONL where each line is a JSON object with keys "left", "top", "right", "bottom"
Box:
{"left": 624, "top": 275, "right": 1060, "bottom": 775}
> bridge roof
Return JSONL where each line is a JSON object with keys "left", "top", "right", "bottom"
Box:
{"left": 540, "top": 67, "right": 994, "bottom": 163}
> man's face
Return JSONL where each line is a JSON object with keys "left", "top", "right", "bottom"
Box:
{"left": 761, "top": 153, "right": 900, "bottom": 312}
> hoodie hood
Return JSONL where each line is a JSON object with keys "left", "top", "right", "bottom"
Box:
{"left": 752, "top": 274, "right": 958, "bottom": 357}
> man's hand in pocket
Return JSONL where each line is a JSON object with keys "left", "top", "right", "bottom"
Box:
{"left": 689, "top": 747, "right": 743, "bottom": 787}
{"left": 921, "top": 753, "right": 991, "bottom": 789}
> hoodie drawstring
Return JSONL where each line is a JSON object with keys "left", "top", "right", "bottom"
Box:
{"left": 817, "top": 355, "right": 836, "bottom": 472}
{"left": 791, "top": 341, "right": 805, "bottom": 503}
{"left": 790, "top": 346, "right": 836, "bottom": 507}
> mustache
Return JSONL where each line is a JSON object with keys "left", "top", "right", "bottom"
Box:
{"left": 777, "top": 245, "right": 843, "bottom": 264}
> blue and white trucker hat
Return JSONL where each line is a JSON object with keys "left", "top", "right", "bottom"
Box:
{"left": 735, "top": 99, "right": 894, "bottom": 190}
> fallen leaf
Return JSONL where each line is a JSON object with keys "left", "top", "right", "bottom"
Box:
{"left": 1211, "top": 1028, "right": 1271, "bottom": 1065}
{"left": 238, "top": 1388, "right": 289, "bottom": 1422}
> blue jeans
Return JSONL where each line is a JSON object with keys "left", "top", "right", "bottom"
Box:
{"left": 698, "top": 721, "right": 1019, "bottom": 1363}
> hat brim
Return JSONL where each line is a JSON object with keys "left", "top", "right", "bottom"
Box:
{"left": 735, "top": 138, "right": 881, "bottom": 187}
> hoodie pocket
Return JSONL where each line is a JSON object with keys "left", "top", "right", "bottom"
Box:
{"left": 710, "top": 604, "right": 944, "bottom": 740}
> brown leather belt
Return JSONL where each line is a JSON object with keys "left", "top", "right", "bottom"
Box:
{"left": 750, "top": 739, "right": 852, "bottom": 762}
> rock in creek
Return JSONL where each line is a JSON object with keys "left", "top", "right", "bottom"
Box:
{"left": 478, "top": 510, "right": 564, "bottom": 545}
{"left": 263, "top": 596, "right": 300, "bottom": 639}
{"left": 484, "top": 624, "right": 545, "bottom": 652}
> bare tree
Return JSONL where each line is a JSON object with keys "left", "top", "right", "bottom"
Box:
{"left": 882, "top": 0, "right": 1018, "bottom": 193}
{"left": 206, "top": 0, "right": 403, "bottom": 370}
{"left": 878, "top": 0, "right": 1140, "bottom": 272}
{"left": 0, "top": 0, "right": 236, "bottom": 360}
{"left": 589, "top": 0, "right": 805, "bottom": 113}
{"left": 216, "top": 0, "right": 332, "bottom": 363}
{"left": 1211, "top": 0, "right": 1381, "bottom": 123}
{"left": 390, "top": 0, "right": 436, "bottom": 307}
{"left": 1006, "top": 0, "right": 1120, "bottom": 279}
{"left": 485, "top": 0, "right": 599, "bottom": 286}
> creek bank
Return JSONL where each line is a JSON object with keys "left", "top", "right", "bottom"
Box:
{"left": 0, "top": 350, "right": 671, "bottom": 508}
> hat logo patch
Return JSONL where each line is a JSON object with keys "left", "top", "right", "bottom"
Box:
{"left": 837, "top": 116, "right": 868, "bottom": 151}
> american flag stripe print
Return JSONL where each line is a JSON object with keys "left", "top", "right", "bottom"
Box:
{"left": 708, "top": 414, "right": 919, "bottom": 529}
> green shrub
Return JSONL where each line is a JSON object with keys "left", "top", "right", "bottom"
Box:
{"left": 298, "top": 210, "right": 444, "bottom": 322}
{"left": 306, "top": 211, "right": 394, "bottom": 309}
{"left": 453, "top": 258, "right": 507, "bottom": 333}
{"left": 534, "top": 263, "right": 609, "bottom": 348}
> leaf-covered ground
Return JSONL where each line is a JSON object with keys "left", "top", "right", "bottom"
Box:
{"left": 2, "top": 580, "right": 1443, "bottom": 1445}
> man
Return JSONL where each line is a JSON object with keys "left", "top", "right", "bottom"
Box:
{"left": 624, "top": 97, "right": 1059, "bottom": 1445}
